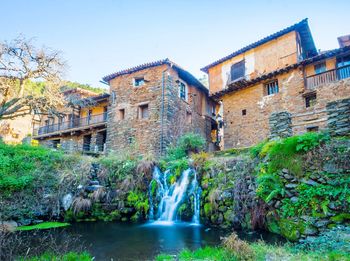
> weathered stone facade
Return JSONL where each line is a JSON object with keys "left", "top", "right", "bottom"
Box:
{"left": 203, "top": 19, "right": 350, "bottom": 149}
{"left": 105, "top": 62, "right": 216, "bottom": 157}
{"left": 269, "top": 111, "right": 292, "bottom": 139}
{"left": 326, "top": 98, "right": 350, "bottom": 136}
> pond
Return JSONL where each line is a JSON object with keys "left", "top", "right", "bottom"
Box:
{"left": 24, "top": 221, "right": 284, "bottom": 260}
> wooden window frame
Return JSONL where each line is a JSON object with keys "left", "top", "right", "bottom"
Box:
{"left": 264, "top": 79, "right": 279, "bottom": 96}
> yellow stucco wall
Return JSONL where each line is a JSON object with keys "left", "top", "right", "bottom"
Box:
{"left": 304, "top": 58, "right": 337, "bottom": 77}
{"left": 80, "top": 101, "right": 108, "bottom": 118}
{"left": 208, "top": 31, "right": 298, "bottom": 94}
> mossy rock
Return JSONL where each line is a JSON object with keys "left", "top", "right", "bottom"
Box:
{"left": 330, "top": 213, "right": 350, "bottom": 223}
{"left": 204, "top": 203, "right": 212, "bottom": 217}
{"left": 266, "top": 214, "right": 281, "bottom": 235}
{"left": 278, "top": 219, "right": 313, "bottom": 241}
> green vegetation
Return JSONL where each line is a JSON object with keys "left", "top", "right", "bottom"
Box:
{"left": 16, "top": 222, "right": 70, "bottom": 231}
{"left": 156, "top": 243, "right": 350, "bottom": 261}
{"left": 63, "top": 81, "right": 107, "bottom": 94}
{"left": 0, "top": 142, "right": 91, "bottom": 221}
{"left": 164, "top": 132, "right": 206, "bottom": 162}
{"left": 19, "top": 252, "right": 92, "bottom": 261}
{"left": 0, "top": 142, "right": 63, "bottom": 192}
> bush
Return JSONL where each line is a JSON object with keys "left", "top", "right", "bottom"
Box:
{"left": 0, "top": 143, "right": 63, "bottom": 192}
{"left": 223, "top": 232, "right": 254, "bottom": 260}
{"left": 165, "top": 133, "right": 206, "bottom": 161}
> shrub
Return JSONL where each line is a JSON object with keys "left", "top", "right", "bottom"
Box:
{"left": 165, "top": 133, "right": 206, "bottom": 161}
{"left": 223, "top": 232, "right": 254, "bottom": 260}
{"left": 71, "top": 197, "right": 92, "bottom": 215}
{"left": 0, "top": 143, "right": 63, "bottom": 192}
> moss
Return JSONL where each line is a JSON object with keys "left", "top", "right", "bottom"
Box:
{"left": 204, "top": 203, "right": 212, "bottom": 217}
{"left": 330, "top": 213, "right": 350, "bottom": 223}
{"left": 266, "top": 213, "right": 281, "bottom": 235}
{"left": 278, "top": 219, "right": 311, "bottom": 241}
{"left": 16, "top": 222, "right": 70, "bottom": 231}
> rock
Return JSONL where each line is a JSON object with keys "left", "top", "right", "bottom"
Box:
{"left": 89, "top": 180, "right": 99, "bottom": 186}
{"left": 62, "top": 193, "right": 73, "bottom": 211}
{"left": 221, "top": 191, "right": 232, "bottom": 199}
{"left": 303, "top": 226, "right": 318, "bottom": 236}
{"left": 0, "top": 221, "right": 18, "bottom": 232}
{"left": 85, "top": 185, "right": 103, "bottom": 192}
{"left": 328, "top": 202, "right": 339, "bottom": 211}
{"left": 318, "top": 178, "right": 326, "bottom": 184}
{"left": 285, "top": 190, "right": 293, "bottom": 197}
{"left": 300, "top": 215, "right": 316, "bottom": 223}
{"left": 223, "top": 209, "right": 235, "bottom": 223}
{"left": 283, "top": 174, "right": 293, "bottom": 180}
{"left": 217, "top": 213, "right": 224, "bottom": 224}
{"left": 315, "top": 219, "right": 330, "bottom": 228}
{"left": 282, "top": 168, "right": 289, "bottom": 174}
{"left": 18, "top": 219, "right": 32, "bottom": 226}
{"left": 77, "top": 184, "right": 84, "bottom": 189}
{"left": 301, "top": 179, "right": 319, "bottom": 186}
{"left": 274, "top": 201, "right": 281, "bottom": 208}
{"left": 285, "top": 183, "right": 298, "bottom": 189}
{"left": 291, "top": 197, "right": 299, "bottom": 203}
{"left": 218, "top": 206, "right": 227, "bottom": 212}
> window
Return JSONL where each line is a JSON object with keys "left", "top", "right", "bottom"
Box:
{"left": 118, "top": 109, "right": 125, "bottom": 120}
{"left": 242, "top": 109, "right": 247, "bottom": 116}
{"left": 103, "top": 107, "right": 108, "bottom": 121}
{"left": 305, "top": 93, "right": 317, "bottom": 108}
{"left": 337, "top": 55, "right": 350, "bottom": 80}
{"left": 186, "top": 111, "right": 192, "bottom": 124}
{"left": 230, "top": 60, "right": 245, "bottom": 82}
{"left": 52, "top": 139, "right": 60, "bottom": 149}
{"left": 138, "top": 104, "right": 149, "bottom": 119}
{"left": 307, "top": 126, "right": 319, "bottom": 132}
{"left": 265, "top": 80, "right": 279, "bottom": 95}
{"left": 134, "top": 77, "right": 145, "bottom": 87}
{"left": 314, "top": 62, "right": 326, "bottom": 74}
{"left": 179, "top": 81, "right": 187, "bottom": 101}
{"left": 111, "top": 91, "right": 117, "bottom": 104}
{"left": 83, "top": 134, "right": 92, "bottom": 151}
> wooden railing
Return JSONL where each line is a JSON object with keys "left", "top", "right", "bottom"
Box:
{"left": 33, "top": 112, "right": 107, "bottom": 136}
{"left": 306, "top": 65, "right": 350, "bottom": 89}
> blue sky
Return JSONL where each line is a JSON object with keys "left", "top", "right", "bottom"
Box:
{"left": 1, "top": 0, "right": 349, "bottom": 88}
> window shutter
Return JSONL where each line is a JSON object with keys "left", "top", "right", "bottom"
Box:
{"left": 230, "top": 60, "right": 245, "bottom": 81}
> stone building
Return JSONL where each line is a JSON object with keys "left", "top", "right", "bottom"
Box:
{"left": 33, "top": 88, "right": 109, "bottom": 153}
{"left": 202, "top": 19, "right": 350, "bottom": 149}
{"left": 102, "top": 59, "right": 217, "bottom": 157}
{"left": 33, "top": 60, "right": 217, "bottom": 157}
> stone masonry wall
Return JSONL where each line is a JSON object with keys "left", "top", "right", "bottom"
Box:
{"left": 106, "top": 65, "right": 213, "bottom": 158}
{"left": 269, "top": 111, "right": 292, "bottom": 139}
{"left": 221, "top": 69, "right": 350, "bottom": 149}
{"left": 326, "top": 98, "right": 350, "bottom": 136}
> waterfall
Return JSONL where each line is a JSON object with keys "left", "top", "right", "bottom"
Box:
{"left": 149, "top": 167, "right": 201, "bottom": 224}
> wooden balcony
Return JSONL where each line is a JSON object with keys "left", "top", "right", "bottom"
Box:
{"left": 306, "top": 65, "right": 350, "bottom": 90}
{"left": 33, "top": 112, "right": 108, "bottom": 138}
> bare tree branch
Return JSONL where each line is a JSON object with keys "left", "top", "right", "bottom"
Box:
{"left": 0, "top": 36, "right": 66, "bottom": 120}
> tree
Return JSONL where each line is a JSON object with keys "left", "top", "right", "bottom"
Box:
{"left": 0, "top": 36, "right": 66, "bottom": 120}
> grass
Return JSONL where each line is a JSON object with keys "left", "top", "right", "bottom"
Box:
{"left": 18, "top": 251, "right": 92, "bottom": 261}
{"left": 16, "top": 222, "right": 70, "bottom": 231}
{"left": 156, "top": 247, "right": 236, "bottom": 261}
{"left": 156, "top": 243, "right": 350, "bottom": 261}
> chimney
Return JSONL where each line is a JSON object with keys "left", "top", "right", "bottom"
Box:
{"left": 338, "top": 34, "right": 350, "bottom": 48}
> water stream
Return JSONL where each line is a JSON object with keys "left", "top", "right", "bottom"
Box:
{"left": 149, "top": 167, "right": 201, "bottom": 225}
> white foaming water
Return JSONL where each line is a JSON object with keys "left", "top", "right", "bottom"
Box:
{"left": 148, "top": 167, "right": 201, "bottom": 225}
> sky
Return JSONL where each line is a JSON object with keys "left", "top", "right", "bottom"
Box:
{"left": 1, "top": 0, "right": 349, "bottom": 89}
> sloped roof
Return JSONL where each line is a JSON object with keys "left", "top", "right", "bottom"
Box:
{"left": 102, "top": 58, "right": 208, "bottom": 93}
{"left": 210, "top": 46, "right": 350, "bottom": 99}
{"left": 201, "top": 19, "right": 317, "bottom": 73}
